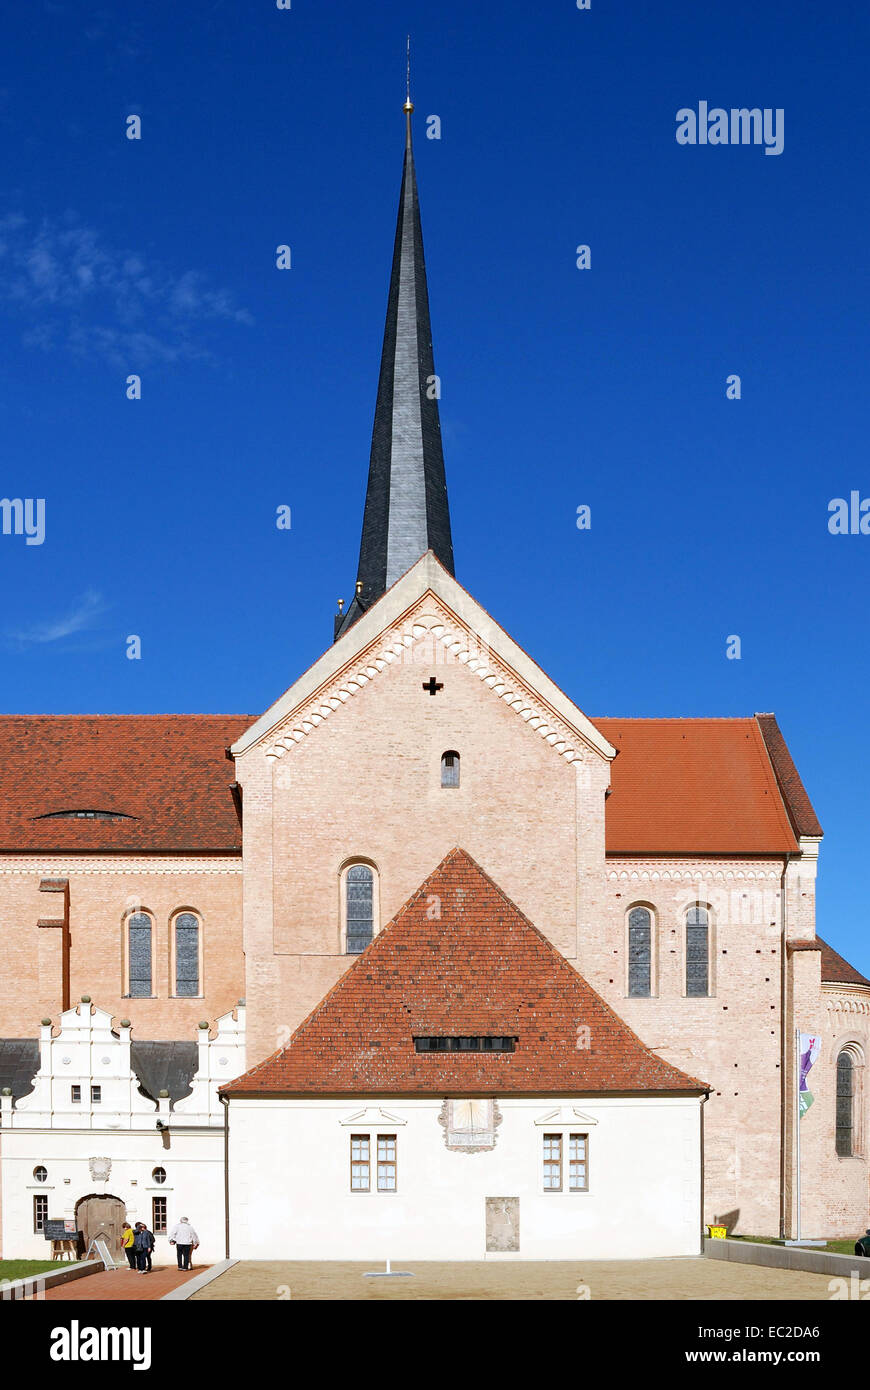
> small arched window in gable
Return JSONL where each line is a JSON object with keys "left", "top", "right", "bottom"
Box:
{"left": 628, "top": 907, "right": 652, "bottom": 998}
{"left": 836, "top": 1050, "right": 855, "bottom": 1157}
{"left": 441, "top": 750, "right": 460, "bottom": 788}
{"left": 686, "top": 905, "right": 710, "bottom": 997}
{"left": 345, "top": 864, "right": 375, "bottom": 955}
{"left": 127, "top": 912, "right": 153, "bottom": 998}
{"left": 174, "top": 912, "right": 201, "bottom": 997}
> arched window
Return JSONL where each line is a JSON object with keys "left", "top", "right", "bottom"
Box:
{"left": 441, "top": 751, "right": 460, "bottom": 788}
{"left": 686, "top": 905, "right": 710, "bottom": 997}
{"left": 628, "top": 907, "right": 652, "bottom": 997}
{"left": 173, "top": 912, "right": 201, "bottom": 997}
{"left": 127, "top": 912, "right": 153, "bottom": 997}
{"left": 836, "top": 1050, "right": 855, "bottom": 1157}
{"left": 345, "top": 864, "right": 375, "bottom": 955}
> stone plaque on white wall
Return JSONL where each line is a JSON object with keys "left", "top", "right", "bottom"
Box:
{"left": 485, "top": 1196, "right": 519, "bottom": 1252}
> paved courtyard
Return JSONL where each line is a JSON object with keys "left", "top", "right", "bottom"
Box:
{"left": 192, "top": 1258, "right": 838, "bottom": 1301}
{"left": 40, "top": 1265, "right": 205, "bottom": 1301}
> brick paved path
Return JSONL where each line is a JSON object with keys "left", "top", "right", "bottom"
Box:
{"left": 42, "top": 1265, "right": 207, "bottom": 1301}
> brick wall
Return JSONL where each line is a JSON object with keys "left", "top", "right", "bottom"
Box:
{"left": 0, "top": 858, "right": 243, "bottom": 1037}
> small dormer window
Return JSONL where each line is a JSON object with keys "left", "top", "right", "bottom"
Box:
{"left": 441, "top": 751, "right": 460, "bottom": 788}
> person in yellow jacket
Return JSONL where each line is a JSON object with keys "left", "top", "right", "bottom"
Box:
{"left": 121, "top": 1221, "right": 136, "bottom": 1270}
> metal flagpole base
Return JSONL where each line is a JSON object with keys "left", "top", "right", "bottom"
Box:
{"left": 363, "top": 1258, "right": 414, "bottom": 1278}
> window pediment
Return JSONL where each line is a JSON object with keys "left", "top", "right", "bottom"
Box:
{"left": 338, "top": 1107, "right": 407, "bottom": 1127}
{"left": 534, "top": 1107, "right": 598, "bottom": 1126}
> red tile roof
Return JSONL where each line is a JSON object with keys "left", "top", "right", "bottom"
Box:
{"left": 0, "top": 716, "right": 251, "bottom": 854}
{"left": 0, "top": 711, "right": 818, "bottom": 858}
{"left": 224, "top": 848, "right": 707, "bottom": 1097}
{"left": 754, "top": 714, "right": 824, "bottom": 838}
{"left": 818, "top": 937, "right": 870, "bottom": 989}
{"left": 592, "top": 716, "right": 809, "bottom": 855}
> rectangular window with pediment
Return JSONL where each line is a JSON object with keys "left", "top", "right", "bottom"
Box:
{"left": 568, "top": 1133, "right": 588, "bottom": 1191}
{"left": 350, "top": 1133, "right": 397, "bottom": 1192}
{"left": 350, "top": 1134, "right": 370, "bottom": 1191}
{"left": 543, "top": 1131, "right": 590, "bottom": 1191}
{"left": 543, "top": 1133, "right": 562, "bottom": 1191}
{"left": 377, "top": 1134, "right": 397, "bottom": 1192}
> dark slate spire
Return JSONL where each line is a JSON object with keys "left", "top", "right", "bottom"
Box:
{"left": 335, "top": 93, "right": 454, "bottom": 641}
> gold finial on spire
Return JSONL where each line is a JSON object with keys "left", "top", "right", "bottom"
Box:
{"left": 403, "top": 34, "right": 414, "bottom": 113}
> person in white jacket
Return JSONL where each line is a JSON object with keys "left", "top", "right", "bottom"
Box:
{"left": 168, "top": 1217, "right": 199, "bottom": 1271}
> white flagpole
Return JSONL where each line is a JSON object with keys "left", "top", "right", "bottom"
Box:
{"left": 795, "top": 1027, "right": 801, "bottom": 1243}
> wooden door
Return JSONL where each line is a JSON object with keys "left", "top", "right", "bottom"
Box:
{"left": 76, "top": 1195, "right": 126, "bottom": 1259}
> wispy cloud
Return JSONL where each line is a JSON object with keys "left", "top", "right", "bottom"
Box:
{"left": 0, "top": 213, "right": 253, "bottom": 365}
{"left": 10, "top": 589, "right": 109, "bottom": 646}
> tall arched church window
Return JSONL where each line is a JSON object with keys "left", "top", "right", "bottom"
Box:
{"left": 836, "top": 1050, "right": 855, "bottom": 1157}
{"left": 628, "top": 908, "right": 652, "bottom": 997}
{"left": 346, "top": 864, "right": 374, "bottom": 955}
{"left": 174, "top": 912, "right": 200, "bottom": 997}
{"left": 686, "top": 905, "right": 710, "bottom": 997}
{"left": 441, "top": 751, "right": 460, "bottom": 788}
{"left": 127, "top": 912, "right": 153, "bottom": 997}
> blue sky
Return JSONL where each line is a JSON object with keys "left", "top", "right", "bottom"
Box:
{"left": 1, "top": 1, "right": 868, "bottom": 969}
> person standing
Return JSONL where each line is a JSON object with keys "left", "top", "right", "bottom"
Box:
{"left": 168, "top": 1216, "right": 199, "bottom": 1271}
{"left": 121, "top": 1222, "right": 136, "bottom": 1270}
{"left": 134, "top": 1221, "right": 155, "bottom": 1273}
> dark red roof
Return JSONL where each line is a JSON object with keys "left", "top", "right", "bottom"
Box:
{"left": 224, "top": 848, "right": 706, "bottom": 1096}
{"left": 592, "top": 716, "right": 809, "bottom": 855}
{"left": 818, "top": 937, "right": 870, "bottom": 989}
{"left": 754, "top": 714, "right": 824, "bottom": 839}
{"left": 0, "top": 715, "right": 251, "bottom": 853}
{"left": 0, "top": 710, "right": 818, "bottom": 858}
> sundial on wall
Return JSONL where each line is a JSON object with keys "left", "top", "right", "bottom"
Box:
{"left": 438, "top": 1098, "right": 502, "bottom": 1153}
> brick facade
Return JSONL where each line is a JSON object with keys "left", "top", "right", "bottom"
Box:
{"left": 0, "top": 858, "right": 243, "bottom": 1037}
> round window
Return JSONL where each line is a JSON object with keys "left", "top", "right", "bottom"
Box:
{"left": 33, "top": 1165, "right": 48, "bottom": 1182}
{"left": 152, "top": 1166, "right": 167, "bottom": 1184}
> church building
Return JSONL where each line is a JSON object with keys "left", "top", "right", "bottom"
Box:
{"left": 0, "top": 94, "right": 867, "bottom": 1264}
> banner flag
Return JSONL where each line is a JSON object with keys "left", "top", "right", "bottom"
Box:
{"left": 798, "top": 1032, "right": 822, "bottom": 1117}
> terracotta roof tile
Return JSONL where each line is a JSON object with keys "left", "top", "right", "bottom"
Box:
{"left": 591, "top": 717, "right": 802, "bottom": 855}
{"left": 0, "top": 711, "right": 816, "bottom": 859}
{"left": 0, "top": 715, "right": 251, "bottom": 853}
{"left": 223, "top": 849, "right": 707, "bottom": 1097}
{"left": 755, "top": 714, "right": 824, "bottom": 838}
{"left": 818, "top": 936, "right": 870, "bottom": 989}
